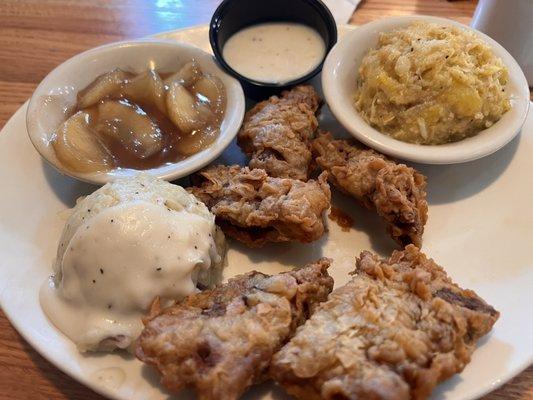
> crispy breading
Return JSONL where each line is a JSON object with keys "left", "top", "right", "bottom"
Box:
{"left": 188, "top": 165, "right": 331, "bottom": 247}
{"left": 312, "top": 132, "right": 428, "bottom": 247}
{"left": 136, "top": 259, "right": 334, "bottom": 400}
{"left": 237, "top": 85, "right": 321, "bottom": 180}
{"left": 270, "top": 246, "right": 499, "bottom": 400}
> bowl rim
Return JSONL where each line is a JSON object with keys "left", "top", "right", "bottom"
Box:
{"left": 208, "top": 0, "right": 338, "bottom": 89}
{"left": 322, "top": 14, "right": 531, "bottom": 165}
{"left": 26, "top": 38, "right": 245, "bottom": 185}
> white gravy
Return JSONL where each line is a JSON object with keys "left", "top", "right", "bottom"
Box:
{"left": 40, "top": 200, "right": 218, "bottom": 352}
{"left": 222, "top": 22, "right": 326, "bottom": 84}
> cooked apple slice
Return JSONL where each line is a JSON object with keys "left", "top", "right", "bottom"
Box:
{"left": 96, "top": 100, "right": 163, "bottom": 159}
{"left": 77, "top": 69, "right": 130, "bottom": 108}
{"left": 174, "top": 127, "right": 218, "bottom": 156}
{"left": 122, "top": 70, "right": 166, "bottom": 113}
{"left": 192, "top": 74, "right": 226, "bottom": 115}
{"left": 163, "top": 61, "right": 201, "bottom": 88}
{"left": 166, "top": 81, "right": 214, "bottom": 133}
{"left": 53, "top": 111, "right": 114, "bottom": 173}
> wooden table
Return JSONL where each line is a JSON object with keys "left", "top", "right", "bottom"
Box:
{"left": 0, "top": 1, "right": 531, "bottom": 399}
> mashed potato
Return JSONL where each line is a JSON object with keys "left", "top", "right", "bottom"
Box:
{"left": 354, "top": 22, "right": 510, "bottom": 145}
{"left": 41, "top": 175, "right": 225, "bottom": 352}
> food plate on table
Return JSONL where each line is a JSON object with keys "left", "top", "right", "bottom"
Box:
{"left": 0, "top": 21, "right": 532, "bottom": 400}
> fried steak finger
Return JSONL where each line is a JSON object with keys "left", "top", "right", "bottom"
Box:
{"left": 188, "top": 165, "right": 331, "bottom": 247}
{"left": 237, "top": 85, "right": 321, "bottom": 180}
{"left": 270, "top": 245, "right": 499, "bottom": 400}
{"left": 136, "top": 258, "right": 334, "bottom": 400}
{"left": 312, "top": 132, "right": 428, "bottom": 247}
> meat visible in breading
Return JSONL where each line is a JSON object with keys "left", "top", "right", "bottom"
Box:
{"left": 270, "top": 245, "right": 499, "bottom": 400}
{"left": 238, "top": 85, "right": 321, "bottom": 180}
{"left": 188, "top": 165, "right": 331, "bottom": 247}
{"left": 136, "top": 259, "right": 334, "bottom": 400}
{"left": 312, "top": 132, "right": 428, "bottom": 247}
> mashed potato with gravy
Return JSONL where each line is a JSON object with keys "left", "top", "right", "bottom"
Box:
{"left": 41, "top": 175, "right": 225, "bottom": 352}
{"left": 354, "top": 22, "right": 510, "bottom": 145}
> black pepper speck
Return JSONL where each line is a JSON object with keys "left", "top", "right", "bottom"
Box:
{"left": 156, "top": 267, "right": 162, "bottom": 271}
{"left": 100, "top": 268, "right": 104, "bottom": 274}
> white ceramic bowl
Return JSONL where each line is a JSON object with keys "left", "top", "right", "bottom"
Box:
{"left": 322, "top": 15, "right": 530, "bottom": 164}
{"left": 27, "top": 39, "right": 245, "bottom": 184}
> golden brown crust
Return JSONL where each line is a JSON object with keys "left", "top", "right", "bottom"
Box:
{"left": 136, "top": 259, "right": 334, "bottom": 400}
{"left": 188, "top": 165, "right": 331, "bottom": 247}
{"left": 270, "top": 245, "right": 499, "bottom": 400}
{"left": 312, "top": 132, "right": 428, "bottom": 247}
{"left": 237, "top": 85, "right": 322, "bottom": 180}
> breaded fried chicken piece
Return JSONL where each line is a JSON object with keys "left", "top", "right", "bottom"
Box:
{"left": 188, "top": 165, "right": 331, "bottom": 247}
{"left": 237, "top": 85, "right": 321, "bottom": 180}
{"left": 271, "top": 246, "right": 499, "bottom": 400}
{"left": 312, "top": 132, "right": 428, "bottom": 247}
{"left": 136, "top": 258, "right": 334, "bottom": 400}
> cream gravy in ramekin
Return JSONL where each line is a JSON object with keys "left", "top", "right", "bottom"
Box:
{"left": 222, "top": 22, "right": 326, "bottom": 84}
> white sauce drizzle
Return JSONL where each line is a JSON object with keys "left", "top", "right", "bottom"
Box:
{"left": 222, "top": 22, "right": 326, "bottom": 84}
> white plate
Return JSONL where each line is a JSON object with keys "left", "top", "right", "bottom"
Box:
{"left": 0, "top": 25, "right": 532, "bottom": 400}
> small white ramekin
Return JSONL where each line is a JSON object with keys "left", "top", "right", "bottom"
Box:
{"left": 322, "top": 15, "right": 530, "bottom": 164}
{"left": 27, "top": 39, "right": 245, "bottom": 184}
